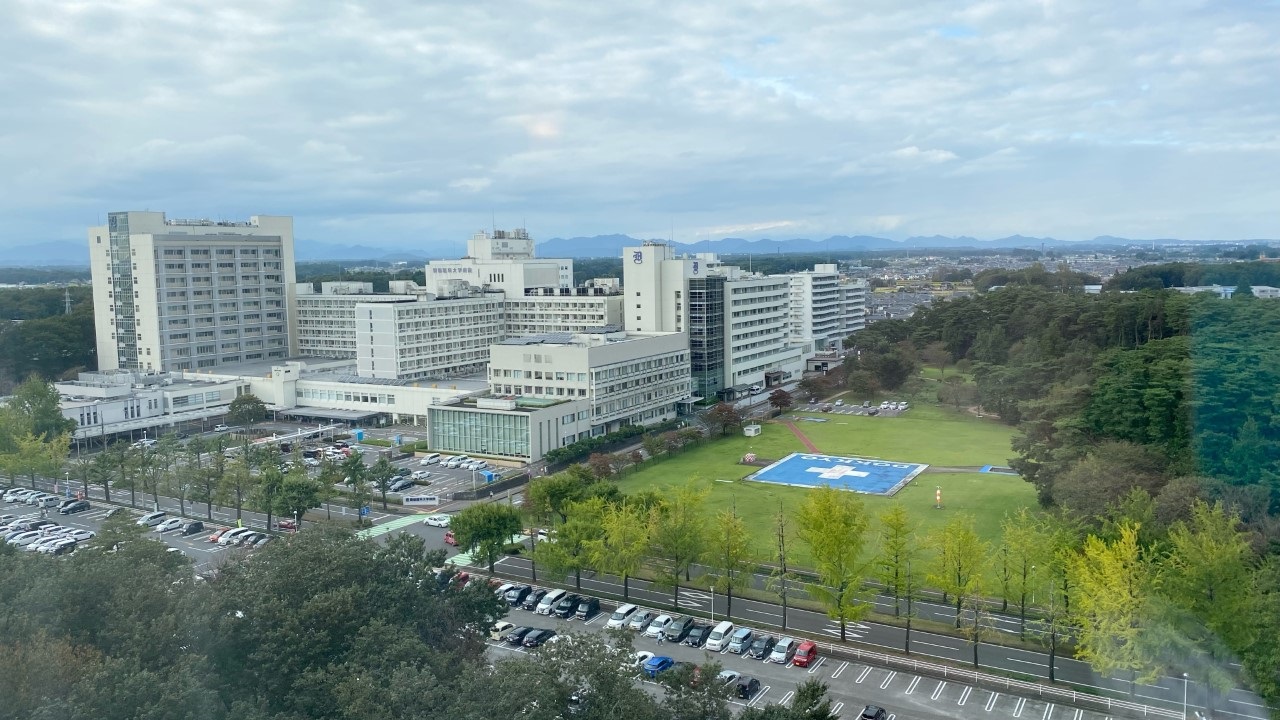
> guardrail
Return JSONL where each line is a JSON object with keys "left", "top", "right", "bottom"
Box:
{"left": 809, "top": 642, "right": 1184, "bottom": 720}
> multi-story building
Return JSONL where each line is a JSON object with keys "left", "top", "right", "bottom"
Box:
{"left": 789, "top": 265, "right": 842, "bottom": 353}
{"left": 503, "top": 286, "right": 624, "bottom": 335}
{"left": 356, "top": 293, "right": 506, "bottom": 380}
{"left": 295, "top": 282, "right": 418, "bottom": 359}
{"left": 56, "top": 369, "right": 244, "bottom": 447}
{"left": 838, "top": 277, "right": 868, "bottom": 336}
{"left": 423, "top": 228, "right": 573, "bottom": 297}
{"left": 88, "top": 211, "right": 296, "bottom": 372}
{"left": 487, "top": 329, "right": 691, "bottom": 435}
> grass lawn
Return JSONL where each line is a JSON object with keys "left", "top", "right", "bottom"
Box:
{"left": 615, "top": 400, "right": 1035, "bottom": 575}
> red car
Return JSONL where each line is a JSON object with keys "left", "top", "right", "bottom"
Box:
{"left": 444, "top": 530, "right": 458, "bottom": 546}
{"left": 276, "top": 519, "right": 298, "bottom": 532}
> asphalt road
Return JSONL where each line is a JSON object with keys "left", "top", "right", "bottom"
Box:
{"left": 484, "top": 596, "right": 1121, "bottom": 720}
{"left": 484, "top": 555, "right": 1268, "bottom": 720}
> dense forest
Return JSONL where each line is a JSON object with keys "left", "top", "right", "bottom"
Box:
{"left": 0, "top": 287, "right": 95, "bottom": 391}
{"left": 1106, "top": 260, "right": 1280, "bottom": 290}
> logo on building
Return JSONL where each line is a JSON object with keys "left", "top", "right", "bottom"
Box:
{"left": 632, "top": 250, "right": 644, "bottom": 264}
{"left": 692, "top": 261, "right": 700, "bottom": 275}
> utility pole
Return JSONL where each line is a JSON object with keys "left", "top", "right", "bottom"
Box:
{"left": 64, "top": 287, "right": 72, "bottom": 314}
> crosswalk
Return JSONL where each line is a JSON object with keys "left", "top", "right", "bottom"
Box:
{"left": 354, "top": 515, "right": 423, "bottom": 540}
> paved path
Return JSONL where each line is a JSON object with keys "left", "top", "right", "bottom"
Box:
{"left": 779, "top": 420, "right": 821, "bottom": 452}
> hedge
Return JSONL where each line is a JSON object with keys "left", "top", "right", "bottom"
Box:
{"left": 544, "top": 419, "right": 682, "bottom": 465}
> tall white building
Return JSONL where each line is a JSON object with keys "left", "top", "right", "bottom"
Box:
{"left": 789, "top": 264, "right": 868, "bottom": 353}
{"left": 504, "top": 288, "right": 624, "bottom": 335}
{"left": 295, "top": 282, "right": 418, "bottom": 359}
{"left": 837, "top": 277, "right": 868, "bottom": 336}
{"left": 424, "top": 229, "right": 573, "bottom": 297}
{"left": 487, "top": 330, "right": 691, "bottom": 435}
{"left": 356, "top": 294, "right": 506, "bottom": 380}
{"left": 89, "top": 211, "right": 296, "bottom": 372}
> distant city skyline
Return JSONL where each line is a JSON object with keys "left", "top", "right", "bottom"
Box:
{"left": 2, "top": 1, "right": 1277, "bottom": 252}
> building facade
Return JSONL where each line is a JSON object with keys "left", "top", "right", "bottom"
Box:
{"left": 88, "top": 211, "right": 297, "bottom": 372}
{"left": 295, "top": 283, "right": 419, "bottom": 359}
{"left": 423, "top": 229, "right": 573, "bottom": 297}
{"left": 503, "top": 289, "right": 624, "bottom": 335}
{"left": 356, "top": 294, "right": 507, "bottom": 380}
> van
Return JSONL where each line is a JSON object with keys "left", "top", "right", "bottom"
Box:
{"left": 536, "top": 588, "right": 567, "bottom": 615}
{"left": 704, "top": 620, "right": 735, "bottom": 652}
{"left": 217, "top": 527, "right": 254, "bottom": 546}
{"left": 419, "top": 453, "right": 442, "bottom": 466}
{"left": 606, "top": 603, "right": 638, "bottom": 629}
{"left": 793, "top": 640, "right": 819, "bottom": 667}
{"left": 727, "top": 627, "right": 754, "bottom": 654}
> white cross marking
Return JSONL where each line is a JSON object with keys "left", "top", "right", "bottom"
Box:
{"left": 806, "top": 465, "right": 870, "bottom": 480}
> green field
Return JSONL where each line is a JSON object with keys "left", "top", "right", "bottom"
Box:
{"left": 615, "top": 401, "right": 1034, "bottom": 569}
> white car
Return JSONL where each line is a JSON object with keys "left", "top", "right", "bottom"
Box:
{"left": 136, "top": 511, "right": 168, "bottom": 527}
{"left": 34, "top": 495, "right": 61, "bottom": 508}
{"left": 303, "top": 458, "right": 321, "bottom": 467}
{"left": 410, "top": 470, "right": 432, "bottom": 481}
{"left": 423, "top": 514, "right": 451, "bottom": 528}
{"left": 213, "top": 424, "right": 231, "bottom": 432}
{"left": 66, "top": 529, "right": 95, "bottom": 542}
{"left": 154, "top": 518, "right": 185, "bottom": 533}
{"left": 644, "top": 614, "right": 673, "bottom": 638}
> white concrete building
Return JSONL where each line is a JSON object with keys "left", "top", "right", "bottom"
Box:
{"left": 504, "top": 288, "right": 624, "bottom": 335}
{"left": 423, "top": 229, "right": 573, "bottom": 297}
{"left": 56, "top": 369, "right": 244, "bottom": 446}
{"left": 487, "top": 330, "right": 691, "bottom": 435}
{"left": 89, "top": 211, "right": 296, "bottom": 373}
{"left": 622, "top": 241, "right": 697, "bottom": 334}
{"left": 1172, "top": 284, "right": 1280, "bottom": 299}
{"left": 356, "top": 294, "right": 506, "bottom": 380}
{"left": 788, "top": 264, "right": 843, "bottom": 353}
{"left": 838, "top": 277, "right": 868, "bottom": 337}
{"left": 295, "top": 283, "right": 418, "bottom": 359}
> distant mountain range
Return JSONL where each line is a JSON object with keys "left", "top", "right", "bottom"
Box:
{"left": 3, "top": 234, "right": 1274, "bottom": 267}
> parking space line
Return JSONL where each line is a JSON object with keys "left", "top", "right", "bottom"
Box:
{"left": 831, "top": 661, "right": 849, "bottom": 679}
{"left": 1013, "top": 697, "right": 1026, "bottom": 717}
{"left": 779, "top": 691, "right": 794, "bottom": 707}
{"left": 831, "top": 702, "right": 844, "bottom": 716}
{"left": 905, "top": 676, "right": 921, "bottom": 695}
{"left": 985, "top": 692, "right": 1000, "bottom": 711}
{"left": 931, "top": 681, "right": 947, "bottom": 700}
{"left": 806, "top": 656, "right": 826, "bottom": 674}
{"left": 958, "top": 686, "right": 972, "bottom": 705}
{"left": 748, "top": 686, "right": 770, "bottom": 707}
{"left": 855, "top": 666, "right": 872, "bottom": 683}
{"left": 1071, "top": 710, "right": 1082, "bottom": 720}
{"left": 880, "top": 671, "right": 896, "bottom": 689}
{"left": 1041, "top": 702, "right": 1055, "bottom": 720}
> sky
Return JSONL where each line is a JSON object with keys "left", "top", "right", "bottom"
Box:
{"left": 2, "top": 0, "right": 1279, "bottom": 254}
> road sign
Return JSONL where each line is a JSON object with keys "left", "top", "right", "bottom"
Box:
{"left": 402, "top": 495, "right": 440, "bottom": 506}
{"left": 359, "top": 506, "right": 370, "bottom": 517}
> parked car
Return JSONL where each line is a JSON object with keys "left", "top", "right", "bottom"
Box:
{"left": 493, "top": 582, "right": 515, "bottom": 598}
{"left": 746, "top": 635, "right": 777, "bottom": 660}
{"left": 135, "top": 511, "right": 167, "bottom": 527}
{"left": 410, "top": 470, "right": 432, "bottom": 481}
{"left": 523, "top": 628, "right": 556, "bottom": 648}
{"left": 574, "top": 596, "right": 600, "bottom": 620}
{"left": 154, "top": 518, "right": 185, "bottom": 533}
{"left": 522, "top": 588, "right": 548, "bottom": 611}
{"left": 489, "top": 621, "right": 514, "bottom": 641}
{"left": 66, "top": 529, "right": 95, "bottom": 542}
{"left": 418, "top": 453, "right": 442, "bottom": 465}
{"left": 683, "top": 623, "right": 711, "bottom": 647}
{"left": 34, "top": 494, "right": 61, "bottom": 508}
{"left": 276, "top": 519, "right": 299, "bottom": 532}
{"left": 388, "top": 478, "right": 415, "bottom": 492}
{"left": 606, "top": 603, "right": 638, "bottom": 629}
{"left": 628, "top": 609, "right": 655, "bottom": 632}
{"left": 663, "top": 616, "right": 695, "bottom": 643}
{"left": 769, "top": 637, "right": 798, "bottom": 664}
{"left": 792, "top": 640, "right": 819, "bottom": 667}
{"left": 424, "top": 514, "right": 451, "bottom": 527}
{"left": 735, "top": 676, "right": 762, "bottom": 699}
{"left": 554, "top": 593, "right": 582, "bottom": 619}
{"left": 644, "top": 614, "right": 673, "bottom": 638}
{"left": 58, "top": 500, "right": 90, "bottom": 514}
{"left": 180, "top": 521, "right": 205, "bottom": 536}
{"left": 726, "top": 627, "right": 754, "bottom": 654}
{"left": 505, "top": 584, "right": 533, "bottom": 606}
{"left": 858, "top": 706, "right": 888, "bottom": 720}
{"left": 641, "top": 655, "right": 675, "bottom": 679}
{"left": 504, "top": 626, "right": 535, "bottom": 645}
{"left": 46, "top": 538, "right": 78, "bottom": 555}
{"left": 213, "top": 424, "right": 230, "bottom": 432}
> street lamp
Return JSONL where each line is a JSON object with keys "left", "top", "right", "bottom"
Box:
{"left": 1182, "top": 673, "right": 1189, "bottom": 720}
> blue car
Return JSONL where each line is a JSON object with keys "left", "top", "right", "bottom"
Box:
{"left": 642, "top": 655, "right": 675, "bottom": 679}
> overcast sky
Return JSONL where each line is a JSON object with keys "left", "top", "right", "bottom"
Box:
{"left": 3, "top": 0, "right": 1278, "bottom": 252}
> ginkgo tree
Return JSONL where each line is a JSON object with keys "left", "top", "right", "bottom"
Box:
{"left": 795, "top": 485, "right": 873, "bottom": 642}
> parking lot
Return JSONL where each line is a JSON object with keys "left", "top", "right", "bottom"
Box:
{"left": 797, "top": 399, "right": 910, "bottom": 417}
{"left": 482, "top": 591, "right": 1125, "bottom": 720}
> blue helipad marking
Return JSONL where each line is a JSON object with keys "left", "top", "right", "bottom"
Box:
{"left": 749, "top": 452, "right": 928, "bottom": 496}
{"left": 980, "top": 465, "right": 1019, "bottom": 475}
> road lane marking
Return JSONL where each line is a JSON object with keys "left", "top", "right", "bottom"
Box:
{"left": 880, "top": 671, "right": 896, "bottom": 689}
{"left": 958, "top": 686, "right": 972, "bottom": 705}
{"left": 1013, "top": 697, "right": 1026, "bottom": 717}
{"left": 985, "top": 692, "right": 1000, "bottom": 711}
{"left": 931, "top": 681, "right": 947, "bottom": 700}
{"left": 831, "top": 661, "right": 849, "bottom": 679}
{"left": 1041, "top": 702, "right": 1054, "bottom": 720}
{"left": 906, "top": 676, "right": 921, "bottom": 695}
{"left": 856, "top": 666, "right": 872, "bottom": 683}
{"left": 807, "top": 657, "right": 826, "bottom": 674}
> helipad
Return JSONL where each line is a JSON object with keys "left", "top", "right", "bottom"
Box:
{"left": 748, "top": 452, "right": 928, "bottom": 496}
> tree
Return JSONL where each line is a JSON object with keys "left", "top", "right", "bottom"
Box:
{"left": 588, "top": 500, "right": 649, "bottom": 600}
{"left": 1068, "top": 522, "right": 1163, "bottom": 688}
{"left": 585, "top": 452, "right": 616, "bottom": 479}
{"left": 767, "top": 388, "right": 793, "bottom": 413}
{"left": 640, "top": 433, "right": 664, "bottom": 463}
{"left": 5, "top": 376, "right": 76, "bottom": 439}
{"left": 255, "top": 466, "right": 286, "bottom": 531}
{"left": 795, "top": 486, "right": 872, "bottom": 642}
{"left": 534, "top": 497, "right": 605, "bottom": 590}
{"left": 1000, "top": 508, "right": 1048, "bottom": 639}
{"left": 705, "top": 402, "right": 745, "bottom": 436}
{"left": 709, "top": 503, "right": 753, "bottom": 618}
{"left": 765, "top": 501, "right": 801, "bottom": 631}
{"left": 526, "top": 471, "right": 589, "bottom": 524}
{"left": 450, "top": 502, "right": 523, "bottom": 572}
{"left": 928, "top": 513, "right": 987, "bottom": 628}
{"left": 648, "top": 485, "right": 710, "bottom": 607}
{"left": 368, "top": 456, "right": 397, "bottom": 511}
{"left": 277, "top": 475, "right": 323, "bottom": 529}
{"left": 225, "top": 392, "right": 268, "bottom": 427}
{"left": 937, "top": 374, "right": 977, "bottom": 411}
{"left": 920, "top": 340, "right": 953, "bottom": 378}
{"left": 873, "top": 504, "right": 919, "bottom": 619}
{"left": 797, "top": 376, "right": 828, "bottom": 402}
{"left": 218, "top": 454, "right": 258, "bottom": 521}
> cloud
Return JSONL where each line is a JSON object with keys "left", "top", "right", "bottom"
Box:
{"left": 0, "top": 0, "right": 1277, "bottom": 249}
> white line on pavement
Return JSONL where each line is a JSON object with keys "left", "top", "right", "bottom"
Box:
{"left": 931, "top": 681, "right": 947, "bottom": 700}
{"left": 985, "top": 692, "right": 1000, "bottom": 711}
{"left": 1013, "top": 697, "right": 1026, "bottom": 717}
{"left": 880, "top": 671, "right": 896, "bottom": 689}
{"left": 958, "top": 686, "right": 972, "bottom": 705}
{"left": 831, "top": 661, "right": 849, "bottom": 680}
{"left": 856, "top": 666, "right": 872, "bottom": 683}
{"left": 1041, "top": 702, "right": 1054, "bottom": 720}
{"left": 906, "top": 676, "right": 921, "bottom": 695}
{"left": 806, "top": 657, "right": 826, "bottom": 674}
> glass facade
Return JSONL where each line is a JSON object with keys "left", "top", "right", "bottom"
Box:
{"left": 688, "top": 276, "right": 725, "bottom": 399}
{"left": 429, "top": 407, "right": 530, "bottom": 458}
